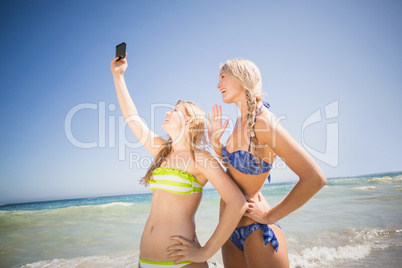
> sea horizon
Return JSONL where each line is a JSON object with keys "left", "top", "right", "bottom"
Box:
{"left": 2, "top": 169, "right": 401, "bottom": 208}
{"left": 1, "top": 170, "right": 401, "bottom": 267}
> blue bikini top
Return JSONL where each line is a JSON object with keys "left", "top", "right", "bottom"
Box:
{"left": 222, "top": 102, "right": 272, "bottom": 182}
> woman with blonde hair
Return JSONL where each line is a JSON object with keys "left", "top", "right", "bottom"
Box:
{"left": 171, "top": 59, "right": 326, "bottom": 267}
{"left": 111, "top": 54, "right": 247, "bottom": 268}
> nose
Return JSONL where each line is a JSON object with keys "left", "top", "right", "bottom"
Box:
{"left": 217, "top": 81, "right": 221, "bottom": 89}
{"left": 165, "top": 111, "right": 170, "bottom": 116}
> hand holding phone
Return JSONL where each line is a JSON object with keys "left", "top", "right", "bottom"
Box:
{"left": 116, "top": 42, "right": 126, "bottom": 61}
{"left": 111, "top": 42, "right": 128, "bottom": 75}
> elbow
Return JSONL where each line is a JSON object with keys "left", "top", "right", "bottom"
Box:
{"left": 315, "top": 171, "right": 327, "bottom": 190}
{"left": 239, "top": 198, "right": 248, "bottom": 215}
{"left": 321, "top": 175, "right": 327, "bottom": 187}
{"left": 303, "top": 169, "right": 326, "bottom": 191}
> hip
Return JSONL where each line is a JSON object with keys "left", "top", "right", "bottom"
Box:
{"left": 140, "top": 218, "right": 196, "bottom": 261}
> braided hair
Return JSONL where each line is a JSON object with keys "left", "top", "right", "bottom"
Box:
{"left": 220, "top": 59, "right": 264, "bottom": 161}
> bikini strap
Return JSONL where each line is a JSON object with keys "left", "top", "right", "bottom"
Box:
{"left": 234, "top": 117, "right": 241, "bottom": 129}
{"left": 248, "top": 104, "right": 266, "bottom": 152}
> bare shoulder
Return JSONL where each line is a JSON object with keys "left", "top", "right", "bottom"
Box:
{"left": 255, "top": 110, "right": 280, "bottom": 130}
{"left": 194, "top": 149, "right": 221, "bottom": 171}
{"left": 254, "top": 110, "right": 281, "bottom": 142}
{"left": 194, "top": 149, "right": 216, "bottom": 163}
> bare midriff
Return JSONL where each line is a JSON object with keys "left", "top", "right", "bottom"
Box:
{"left": 140, "top": 189, "right": 202, "bottom": 261}
{"left": 220, "top": 164, "right": 270, "bottom": 227}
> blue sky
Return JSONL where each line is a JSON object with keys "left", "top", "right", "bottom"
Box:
{"left": 0, "top": 0, "right": 401, "bottom": 204}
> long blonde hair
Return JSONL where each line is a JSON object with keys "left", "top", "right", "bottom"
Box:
{"left": 220, "top": 59, "right": 264, "bottom": 158}
{"left": 141, "top": 100, "right": 207, "bottom": 185}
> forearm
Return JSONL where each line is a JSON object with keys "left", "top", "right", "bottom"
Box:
{"left": 265, "top": 173, "right": 326, "bottom": 224}
{"left": 113, "top": 74, "right": 138, "bottom": 121}
{"left": 203, "top": 198, "right": 246, "bottom": 259}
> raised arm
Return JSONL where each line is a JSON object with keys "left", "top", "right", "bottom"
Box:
{"left": 111, "top": 55, "right": 165, "bottom": 156}
{"left": 245, "top": 118, "right": 327, "bottom": 224}
{"left": 208, "top": 104, "right": 229, "bottom": 157}
{"left": 167, "top": 152, "right": 247, "bottom": 264}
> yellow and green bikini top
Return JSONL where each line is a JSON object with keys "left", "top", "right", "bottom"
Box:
{"left": 149, "top": 167, "right": 204, "bottom": 195}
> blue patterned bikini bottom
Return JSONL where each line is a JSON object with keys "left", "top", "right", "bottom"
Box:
{"left": 229, "top": 222, "right": 280, "bottom": 252}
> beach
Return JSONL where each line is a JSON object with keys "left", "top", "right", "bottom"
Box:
{"left": 1, "top": 171, "right": 401, "bottom": 268}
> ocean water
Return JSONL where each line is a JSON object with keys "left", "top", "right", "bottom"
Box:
{"left": 0, "top": 171, "right": 401, "bottom": 268}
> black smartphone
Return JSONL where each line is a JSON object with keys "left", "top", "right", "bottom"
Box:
{"left": 116, "top": 42, "right": 126, "bottom": 61}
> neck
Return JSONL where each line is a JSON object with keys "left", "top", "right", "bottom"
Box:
{"left": 170, "top": 135, "right": 191, "bottom": 152}
{"left": 235, "top": 97, "right": 249, "bottom": 118}
{"left": 172, "top": 143, "right": 190, "bottom": 151}
{"left": 236, "top": 99, "right": 262, "bottom": 118}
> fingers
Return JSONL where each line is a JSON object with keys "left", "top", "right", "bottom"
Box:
{"left": 111, "top": 56, "right": 127, "bottom": 65}
{"left": 211, "top": 105, "right": 221, "bottom": 120}
{"left": 247, "top": 203, "right": 256, "bottom": 213}
{"left": 166, "top": 245, "right": 189, "bottom": 265}
{"left": 167, "top": 250, "right": 186, "bottom": 264}
{"left": 111, "top": 57, "right": 119, "bottom": 64}
{"left": 120, "top": 52, "right": 128, "bottom": 61}
{"left": 169, "top": 235, "right": 188, "bottom": 245}
{"left": 173, "top": 257, "right": 186, "bottom": 265}
{"left": 211, "top": 105, "right": 225, "bottom": 122}
{"left": 112, "top": 52, "right": 128, "bottom": 62}
{"left": 245, "top": 206, "right": 258, "bottom": 217}
{"left": 246, "top": 196, "right": 256, "bottom": 212}
{"left": 212, "top": 105, "right": 217, "bottom": 120}
{"left": 166, "top": 244, "right": 187, "bottom": 252}
{"left": 217, "top": 105, "right": 221, "bottom": 119}
{"left": 244, "top": 211, "right": 255, "bottom": 219}
{"left": 245, "top": 195, "right": 255, "bottom": 203}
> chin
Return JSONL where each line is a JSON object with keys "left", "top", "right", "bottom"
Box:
{"left": 222, "top": 95, "right": 234, "bottom": 104}
{"left": 162, "top": 123, "right": 176, "bottom": 134}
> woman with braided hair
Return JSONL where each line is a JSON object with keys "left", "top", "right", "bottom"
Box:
{"left": 214, "top": 59, "right": 326, "bottom": 267}
{"left": 172, "top": 59, "right": 326, "bottom": 267}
